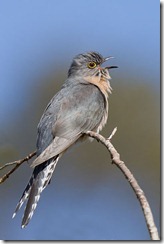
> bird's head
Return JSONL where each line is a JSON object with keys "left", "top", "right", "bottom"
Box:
{"left": 68, "top": 51, "right": 118, "bottom": 80}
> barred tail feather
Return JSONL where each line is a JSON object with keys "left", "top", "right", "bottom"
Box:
{"left": 12, "top": 156, "right": 59, "bottom": 228}
{"left": 21, "top": 157, "right": 58, "bottom": 228}
{"left": 12, "top": 176, "right": 34, "bottom": 219}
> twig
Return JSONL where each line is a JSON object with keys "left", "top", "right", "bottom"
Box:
{"left": 107, "top": 127, "right": 117, "bottom": 140}
{"left": 85, "top": 129, "right": 160, "bottom": 240}
{"left": 0, "top": 151, "right": 36, "bottom": 184}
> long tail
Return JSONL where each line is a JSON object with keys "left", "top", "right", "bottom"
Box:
{"left": 12, "top": 155, "right": 59, "bottom": 228}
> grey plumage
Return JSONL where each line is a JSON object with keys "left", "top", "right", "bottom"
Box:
{"left": 32, "top": 82, "right": 106, "bottom": 167}
{"left": 13, "top": 51, "right": 116, "bottom": 228}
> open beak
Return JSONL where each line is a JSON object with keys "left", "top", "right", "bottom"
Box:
{"left": 103, "top": 56, "right": 118, "bottom": 70}
{"left": 105, "top": 65, "right": 118, "bottom": 69}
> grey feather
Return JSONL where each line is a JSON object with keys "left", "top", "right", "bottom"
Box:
{"left": 12, "top": 156, "right": 59, "bottom": 227}
{"left": 12, "top": 175, "right": 35, "bottom": 219}
{"left": 31, "top": 82, "right": 105, "bottom": 167}
{"left": 21, "top": 157, "right": 59, "bottom": 228}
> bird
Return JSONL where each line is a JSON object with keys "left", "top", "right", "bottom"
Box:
{"left": 12, "top": 51, "right": 117, "bottom": 228}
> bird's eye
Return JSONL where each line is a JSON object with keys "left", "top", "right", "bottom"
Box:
{"left": 87, "top": 62, "right": 97, "bottom": 69}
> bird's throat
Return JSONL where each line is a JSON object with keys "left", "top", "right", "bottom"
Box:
{"left": 84, "top": 75, "right": 112, "bottom": 99}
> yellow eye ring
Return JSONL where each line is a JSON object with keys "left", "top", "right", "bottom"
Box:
{"left": 87, "top": 61, "right": 97, "bottom": 69}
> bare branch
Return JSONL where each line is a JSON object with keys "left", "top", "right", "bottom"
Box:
{"left": 85, "top": 130, "right": 160, "bottom": 240}
{"left": 0, "top": 151, "right": 36, "bottom": 184}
